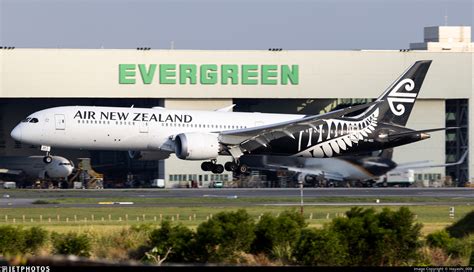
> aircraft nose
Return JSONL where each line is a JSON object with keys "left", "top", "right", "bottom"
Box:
{"left": 10, "top": 125, "right": 22, "bottom": 141}
{"left": 64, "top": 166, "right": 74, "bottom": 177}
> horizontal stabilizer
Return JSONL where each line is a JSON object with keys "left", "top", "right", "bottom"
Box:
{"left": 388, "top": 127, "right": 459, "bottom": 139}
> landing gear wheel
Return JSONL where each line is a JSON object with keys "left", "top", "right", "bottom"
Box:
{"left": 201, "top": 161, "right": 213, "bottom": 171}
{"left": 43, "top": 156, "right": 53, "bottom": 164}
{"left": 239, "top": 164, "right": 248, "bottom": 174}
{"left": 224, "top": 161, "right": 238, "bottom": 172}
{"left": 212, "top": 164, "right": 224, "bottom": 174}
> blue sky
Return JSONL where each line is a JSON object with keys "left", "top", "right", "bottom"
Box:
{"left": 0, "top": 0, "right": 472, "bottom": 49}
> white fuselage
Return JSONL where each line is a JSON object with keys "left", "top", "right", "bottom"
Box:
{"left": 11, "top": 106, "right": 303, "bottom": 152}
{"left": 0, "top": 156, "right": 74, "bottom": 178}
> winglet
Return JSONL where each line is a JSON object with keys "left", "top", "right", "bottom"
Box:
{"left": 215, "top": 104, "right": 236, "bottom": 112}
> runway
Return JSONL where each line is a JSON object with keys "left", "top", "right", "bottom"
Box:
{"left": 2, "top": 187, "right": 474, "bottom": 198}
{"left": 0, "top": 188, "right": 473, "bottom": 208}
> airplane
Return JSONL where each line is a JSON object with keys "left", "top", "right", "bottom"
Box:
{"left": 239, "top": 149, "right": 468, "bottom": 187}
{"left": 0, "top": 155, "right": 74, "bottom": 180}
{"left": 11, "top": 60, "right": 452, "bottom": 174}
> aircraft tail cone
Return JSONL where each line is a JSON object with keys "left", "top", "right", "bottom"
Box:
{"left": 420, "top": 133, "right": 430, "bottom": 140}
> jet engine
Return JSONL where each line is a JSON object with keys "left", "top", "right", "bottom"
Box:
{"left": 174, "top": 133, "right": 220, "bottom": 160}
{"left": 128, "top": 150, "right": 171, "bottom": 161}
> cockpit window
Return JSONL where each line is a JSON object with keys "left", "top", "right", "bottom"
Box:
{"left": 21, "top": 118, "right": 32, "bottom": 123}
{"left": 29, "top": 118, "right": 39, "bottom": 123}
{"left": 59, "top": 162, "right": 72, "bottom": 166}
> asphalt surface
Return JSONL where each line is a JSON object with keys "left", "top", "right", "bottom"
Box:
{"left": 0, "top": 188, "right": 472, "bottom": 208}
{"left": 2, "top": 187, "right": 474, "bottom": 198}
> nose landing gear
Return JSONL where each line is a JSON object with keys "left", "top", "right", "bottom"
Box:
{"left": 41, "top": 145, "right": 53, "bottom": 164}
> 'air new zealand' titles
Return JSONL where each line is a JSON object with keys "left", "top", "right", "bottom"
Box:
{"left": 11, "top": 60, "right": 454, "bottom": 174}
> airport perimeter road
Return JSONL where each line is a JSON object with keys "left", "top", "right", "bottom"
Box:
{"left": 1, "top": 188, "right": 473, "bottom": 199}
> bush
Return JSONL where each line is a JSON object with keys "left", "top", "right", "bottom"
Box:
{"left": 377, "top": 207, "right": 423, "bottom": 265}
{"left": 0, "top": 226, "right": 48, "bottom": 256}
{"left": 252, "top": 210, "right": 307, "bottom": 260}
{"left": 130, "top": 223, "right": 155, "bottom": 235}
{"left": 195, "top": 209, "right": 255, "bottom": 263}
{"left": 52, "top": 232, "right": 92, "bottom": 257}
{"left": 0, "top": 226, "right": 26, "bottom": 256}
{"left": 293, "top": 228, "right": 347, "bottom": 266}
{"left": 330, "top": 207, "right": 422, "bottom": 266}
{"left": 147, "top": 221, "right": 196, "bottom": 263}
{"left": 446, "top": 210, "right": 474, "bottom": 238}
{"left": 426, "top": 230, "right": 471, "bottom": 258}
{"left": 469, "top": 247, "right": 474, "bottom": 266}
{"left": 24, "top": 226, "right": 48, "bottom": 253}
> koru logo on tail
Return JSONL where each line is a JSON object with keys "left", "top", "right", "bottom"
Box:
{"left": 387, "top": 78, "right": 416, "bottom": 116}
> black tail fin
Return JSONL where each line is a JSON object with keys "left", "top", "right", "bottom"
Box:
{"left": 361, "top": 60, "right": 432, "bottom": 127}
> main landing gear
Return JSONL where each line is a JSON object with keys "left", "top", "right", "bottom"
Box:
{"left": 201, "top": 160, "right": 224, "bottom": 174}
{"left": 200, "top": 160, "right": 249, "bottom": 174}
{"left": 41, "top": 145, "right": 53, "bottom": 164}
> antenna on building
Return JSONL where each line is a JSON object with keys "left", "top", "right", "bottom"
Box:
{"left": 444, "top": 8, "right": 448, "bottom": 26}
{"left": 170, "top": 40, "right": 174, "bottom": 50}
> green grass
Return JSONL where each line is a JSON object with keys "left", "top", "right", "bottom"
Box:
{"left": 0, "top": 205, "right": 472, "bottom": 235}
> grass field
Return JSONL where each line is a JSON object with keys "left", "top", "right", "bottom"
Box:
{"left": 0, "top": 204, "right": 471, "bottom": 235}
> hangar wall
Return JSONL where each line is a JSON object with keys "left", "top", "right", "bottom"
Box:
{"left": 0, "top": 49, "right": 472, "bottom": 185}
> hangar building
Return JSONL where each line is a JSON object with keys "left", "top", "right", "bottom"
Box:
{"left": 0, "top": 26, "right": 472, "bottom": 187}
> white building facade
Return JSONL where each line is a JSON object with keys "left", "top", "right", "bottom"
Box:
{"left": 0, "top": 26, "right": 472, "bottom": 187}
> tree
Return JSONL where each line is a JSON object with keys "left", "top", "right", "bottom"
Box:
{"left": 330, "top": 207, "right": 423, "bottom": 266}
{"left": 148, "top": 220, "right": 196, "bottom": 263}
{"left": 292, "top": 228, "right": 348, "bottom": 266}
{"left": 426, "top": 230, "right": 471, "bottom": 259}
{"left": 195, "top": 209, "right": 255, "bottom": 263}
{"left": 51, "top": 232, "right": 92, "bottom": 257}
{"left": 446, "top": 210, "right": 474, "bottom": 238}
{"left": 252, "top": 210, "right": 307, "bottom": 260}
{"left": 377, "top": 207, "right": 423, "bottom": 265}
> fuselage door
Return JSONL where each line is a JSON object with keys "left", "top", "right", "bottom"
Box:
{"left": 139, "top": 122, "right": 149, "bottom": 133}
{"left": 55, "top": 114, "right": 66, "bottom": 130}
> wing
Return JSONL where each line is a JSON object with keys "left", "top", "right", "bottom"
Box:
{"left": 0, "top": 168, "right": 23, "bottom": 175}
{"left": 259, "top": 163, "right": 345, "bottom": 181}
{"left": 218, "top": 101, "right": 382, "bottom": 155}
{"left": 394, "top": 150, "right": 468, "bottom": 171}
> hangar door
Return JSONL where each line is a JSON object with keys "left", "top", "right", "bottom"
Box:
{"left": 55, "top": 114, "right": 66, "bottom": 130}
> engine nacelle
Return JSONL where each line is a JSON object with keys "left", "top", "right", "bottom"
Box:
{"left": 174, "top": 133, "right": 220, "bottom": 160}
{"left": 128, "top": 151, "right": 170, "bottom": 161}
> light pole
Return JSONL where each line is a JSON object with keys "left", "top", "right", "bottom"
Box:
{"left": 299, "top": 180, "right": 304, "bottom": 215}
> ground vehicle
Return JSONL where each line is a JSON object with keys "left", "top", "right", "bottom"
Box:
{"left": 209, "top": 181, "right": 223, "bottom": 188}
{"left": 376, "top": 170, "right": 415, "bottom": 187}
{"left": 2, "top": 181, "right": 16, "bottom": 189}
{"left": 151, "top": 179, "right": 165, "bottom": 188}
